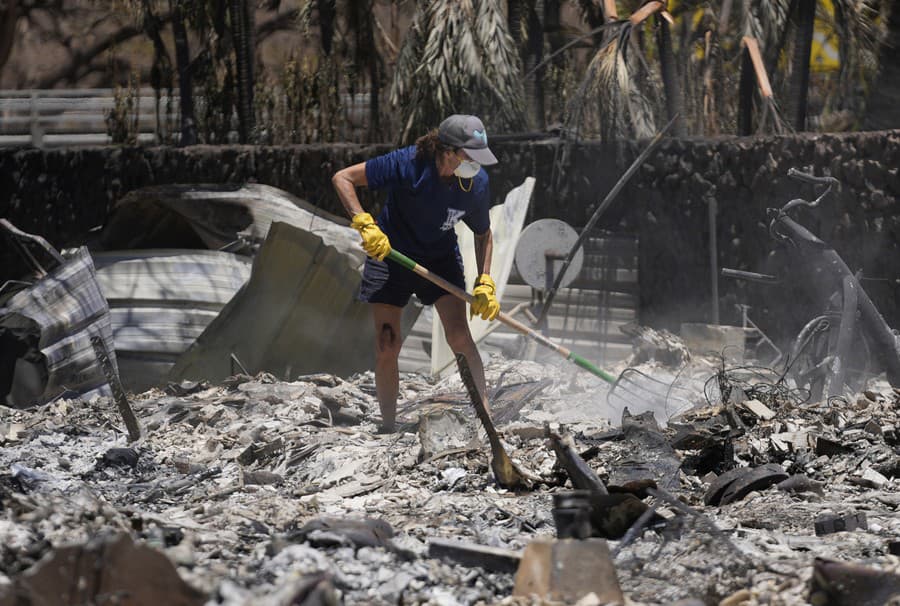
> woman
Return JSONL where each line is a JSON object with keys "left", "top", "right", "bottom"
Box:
{"left": 332, "top": 114, "right": 501, "bottom": 433}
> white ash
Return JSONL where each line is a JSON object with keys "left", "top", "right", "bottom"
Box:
{"left": 0, "top": 354, "right": 898, "bottom": 605}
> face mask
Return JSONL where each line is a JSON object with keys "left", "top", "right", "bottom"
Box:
{"left": 454, "top": 160, "right": 480, "bottom": 179}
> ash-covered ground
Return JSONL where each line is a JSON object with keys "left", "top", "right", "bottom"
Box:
{"left": 1, "top": 350, "right": 899, "bottom": 605}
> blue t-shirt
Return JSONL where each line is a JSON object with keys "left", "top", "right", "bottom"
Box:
{"left": 365, "top": 146, "right": 491, "bottom": 261}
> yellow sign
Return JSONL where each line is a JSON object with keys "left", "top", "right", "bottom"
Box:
{"left": 663, "top": 0, "right": 840, "bottom": 72}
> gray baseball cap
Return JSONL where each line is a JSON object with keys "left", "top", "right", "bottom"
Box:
{"left": 437, "top": 114, "right": 498, "bottom": 166}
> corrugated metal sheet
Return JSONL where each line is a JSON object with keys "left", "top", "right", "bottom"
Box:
{"left": 1, "top": 247, "right": 115, "bottom": 406}
{"left": 92, "top": 184, "right": 366, "bottom": 391}
{"left": 92, "top": 250, "right": 252, "bottom": 392}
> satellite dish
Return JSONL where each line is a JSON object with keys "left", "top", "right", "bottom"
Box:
{"left": 514, "top": 219, "right": 583, "bottom": 291}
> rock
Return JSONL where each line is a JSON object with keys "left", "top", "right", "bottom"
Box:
{"left": 101, "top": 447, "right": 139, "bottom": 469}
{"left": 859, "top": 468, "right": 889, "bottom": 489}
{"left": 242, "top": 470, "right": 284, "bottom": 486}
{"left": 378, "top": 570, "right": 413, "bottom": 603}
{"left": 776, "top": 474, "right": 825, "bottom": 496}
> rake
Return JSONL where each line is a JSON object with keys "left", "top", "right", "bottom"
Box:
{"left": 386, "top": 249, "right": 682, "bottom": 420}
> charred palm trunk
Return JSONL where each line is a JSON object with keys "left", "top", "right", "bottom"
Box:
{"left": 655, "top": 14, "right": 685, "bottom": 136}
{"left": 864, "top": 0, "right": 900, "bottom": 129}
{"left": 543, "top": 0, "right": 564, "bottom": 64}
{"left": 508, "top": 0, "right": 523, "bottom": 49}
{"left": 738, "top": 46, "right": 754, "bottom": 135}
{"left": 141, "top": 0, "right": 173, "bottom": 143}
{"left": 346, "top": 0, "right": 378, "bottom": 141}
{"left": 230, "top": 0, "right": 255, "bottom": 143}
{"left": 0, "top": 0, "right": 18, "bottom": 77}
{"left": 525, "top": 0, "right": 545, "bottom": 128}
{"left": 787, "top": 0, "right": 815, "bottom": 131}
{"left": 318, "top": 0, "right": 336, "bottom": 55}
{"left": 363, "top": 3, "right": 380, "bottom": 141}
{"left": 170, "top": 0, "right": 197, "bottom": 146}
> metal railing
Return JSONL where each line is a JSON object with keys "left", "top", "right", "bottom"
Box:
{"left": 0, "top": 88, "right": 178, "bottom": 148}
{"left": 0, "top": 88, "right": 381, "bottom": 147}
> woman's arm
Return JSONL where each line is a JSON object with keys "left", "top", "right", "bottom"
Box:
{"left": 474, "top": 229, "right": 493, "bottom": 276}
{"left": 331, "top": 162, "right": 369, "bottom": 218}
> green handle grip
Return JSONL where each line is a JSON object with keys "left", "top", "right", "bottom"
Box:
{"left": 387, "top": 249, "right": 417, "bottom": 271}
{"left": 567, "top": 352, "right": 617, "bottom": 384}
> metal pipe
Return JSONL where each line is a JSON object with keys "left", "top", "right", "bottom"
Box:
{"left": 779, "top": 215, "right": 900, "bottom": 386}
{"left": 708, "top": 195, "right": 719, "bottom": 325}
{"left": 827, "top": 275, "right": 858, "bottom": 398}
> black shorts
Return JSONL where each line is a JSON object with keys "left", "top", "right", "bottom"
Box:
{"left": 359, "top": 249, "right": 465, "bottom": 307}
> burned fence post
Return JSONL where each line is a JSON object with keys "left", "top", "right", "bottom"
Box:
{"left": 91, "top": 335, "right": 142, "bottom": 442}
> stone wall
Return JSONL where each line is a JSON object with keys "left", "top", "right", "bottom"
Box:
{"left": 2, "top": 130, "right": 898, "bottom": 346}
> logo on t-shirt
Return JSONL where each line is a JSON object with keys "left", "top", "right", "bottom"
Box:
{"left": 440, "top": 208, "right": 467, "bottom": 232}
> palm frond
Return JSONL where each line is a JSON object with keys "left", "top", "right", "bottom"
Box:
{"left": 390, "top": 0, "right": 527, "bottom": 143}
{"left": 740, "top": 0, "right": 792, "bottom": 52}
{"left": 474, "top": 0, "right": 527, "bottom": 129}
{"left": 564, "top": 24, "right": 658, "bottom": 141}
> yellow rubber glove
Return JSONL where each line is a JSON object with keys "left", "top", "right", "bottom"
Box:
{"left": 351, "top": 212, "right": 391, "bottom": 261}
{"left": 470, "top": 274, "right": 500, "bottom": 321}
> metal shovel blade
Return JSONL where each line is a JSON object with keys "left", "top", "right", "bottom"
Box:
{"left": 455, "top": 354, "right": 534, "bottom": 490}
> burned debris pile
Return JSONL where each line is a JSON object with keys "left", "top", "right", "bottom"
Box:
{"left": 1, "top": 351, "right": 899, "bottom": 605}
{"left": 2, "top": 170, "right": 899, "bottom": 604}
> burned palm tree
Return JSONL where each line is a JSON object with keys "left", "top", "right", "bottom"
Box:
{"left": 733, "top": 0, "right": 792, "bottom": 134}
{"left": 786, "top": 0, "right": 816, "bottom": 130}
{"left": 391, "top": 0, "right": 526, "bottom": 143}
{"left": 655, "top": 11, "right": 686, "bottom": 136}
{"left": 0, "top": 0, "right": 18, "bottom": 78}
{"left": 169, "top": 0, "right": 197, "bottom": 145}
{"left": 297, "top": 0, "right": 384, "bottom": 141}
{"left": 230, "top": 0, "right": 255, "bottom": 143}
{"left": 564, "top": 3, "right": 671, "bottom": 142}
{"left": 864, "top": 0, "right": 900, "bottom": 129}
{"left": 508, "top": 0, "right": 548, "bottom": 129}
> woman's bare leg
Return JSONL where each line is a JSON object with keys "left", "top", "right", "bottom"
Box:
{"left": 371, "top": 303, "right": 403, "bottom": 432}
{"left": 434, "top": 294, "right": 491, "bottom": 413}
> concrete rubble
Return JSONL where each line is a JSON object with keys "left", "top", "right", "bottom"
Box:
{"left": 1, "top": 345, "right": 899, "bottom": 605}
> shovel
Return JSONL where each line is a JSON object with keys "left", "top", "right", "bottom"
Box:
{"left": 385, "top": 249, "right": 677, "bottom": 415}
{"left": 455, "top": 353, "right": 534, "bottom": 490}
